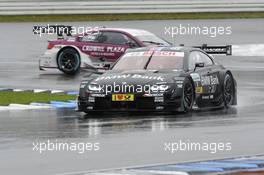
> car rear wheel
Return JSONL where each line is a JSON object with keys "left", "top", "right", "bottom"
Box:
{"left": 183, "top": 78, "right": 194, "bottom": 112}
{"left": 223, "top": 73, "right": 235, "bottom": 107}
{"left": 57, "top": 48, "right": 80, "bottom": 75}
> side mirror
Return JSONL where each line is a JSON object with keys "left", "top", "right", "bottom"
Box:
{"left": 103, "top": 63, "right": 111, "bottom": 70}
{"left": 126, "top": 41, "right": 137, "bottom": 48}
{"left": 194, "top": 62, "right": 204, "bottom": 71}
{"left": 77, "top": 36, "right": 83, "bottom": 41}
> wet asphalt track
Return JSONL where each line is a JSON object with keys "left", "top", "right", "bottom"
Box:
{"left": 0, "top": 19, "right": 264, "bottom": 175}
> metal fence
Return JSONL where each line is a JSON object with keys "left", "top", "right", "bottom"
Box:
{"left": 1, "top": 0, "right": 264, "bottom": 15}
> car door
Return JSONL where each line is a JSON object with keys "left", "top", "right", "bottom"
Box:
{"left": 188, "top": 51, "right": 220, "bottom": 107}
{"left": 77, "top": 31, "right": 107, "bottom": 61}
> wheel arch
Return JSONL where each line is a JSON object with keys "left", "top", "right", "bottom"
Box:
{"left": 218, "top": 70, "right": 235, "bottom": 87}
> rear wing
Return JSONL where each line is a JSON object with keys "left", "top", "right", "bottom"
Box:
{"left": 194, "top": 44, "right": 232, "bottom": 55}
{"left": 180, "top": 44, "right": 232, "bottom": 55}
{"left": 33, "top": 25, "right": 73, "bottom": 39}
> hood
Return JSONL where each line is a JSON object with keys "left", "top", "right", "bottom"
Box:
{"left": 90, "top": 69, "right": 183, "bottom": 86}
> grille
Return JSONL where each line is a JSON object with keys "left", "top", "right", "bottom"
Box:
{"left": 94, "top": 96, "right": 154, "bottom": 110}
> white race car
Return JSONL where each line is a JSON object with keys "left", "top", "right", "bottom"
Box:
{"left": 38, "top": 27, "right": 171, "bottom": 75}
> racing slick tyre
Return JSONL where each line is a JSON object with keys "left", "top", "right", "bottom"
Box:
{"left": 223, "top": 73, "right": 235, "bottom": 107}
{"left": 57, "top": 48, "right": 81, "bottom": 75}
{"left": 182, "top": 78, "right": 195, "bottom": 112}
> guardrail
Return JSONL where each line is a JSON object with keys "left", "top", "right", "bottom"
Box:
{"left": 1, "top": 0, "right": 264, "bottom": 15}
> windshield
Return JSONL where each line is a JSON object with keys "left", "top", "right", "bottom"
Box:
{"left": 112, "top": 52, "right": 150, "bottom": 70}
{"left": 147, "top": 51, "right": 184, "bottom": 70}
{"left": 135, "top": 35, "right": 170, "bottom": 46}
{"left": 112, "top": 51, "right": 184, "bottom": 70}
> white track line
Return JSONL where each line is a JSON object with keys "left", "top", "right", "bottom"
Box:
{"left": 0, "top": 104, "right": 51, "bottom": 111}
{"left": 51, "top": 90, "right": 65, "bottom": 94}
{"left": 130, "top": 170, "right": 189, "bottom": 175}
{"left": 13, "top": 89, "right": 24, "bottom": 92}
{"left": 33, "top": 89, "right": 49, "bottom": 93}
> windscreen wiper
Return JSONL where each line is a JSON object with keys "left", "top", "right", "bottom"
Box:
{"left": 142, "top": 41, "right": 164, "bottom": 45}
{"left": 144, "top": 50, "right": 155, "bottom": 69}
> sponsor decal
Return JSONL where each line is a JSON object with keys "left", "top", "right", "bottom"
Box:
{"left": 82, "top": 45, "right": 104, "bottom": 52}
{"left": 90, "top": 52, "right": 114, "bottom": 56}
{"left": 132, "top": 74, "right": 164, "bottom": 81}
{"left": 190, "top": 73, "right": 201, "bottom": 82}
{"left": 169, "top": 47, "right": 183, "bottom": 51}
{"left": 195, "top": 86, "right": 203, "bottom": 94}
{"left": 156, "top": 106, "right": 164, "bottom": 110}
{"left": 203, "top": 48, "right": 226, "bottom": 53}
{"left": 202, "top": 95, "right": 214, "bottom": 99}
{"left": 88, "top": 97, "right": 95, "bottom": 102}
{"left": 201, "top": 76, "right": 210, "bottom": 86}
{"left": 209, "top": 85, "right": 217, "bottom": 93}
{"left": 85, "top": 35, "right": 97, "bottom": 41}
{"left": 124, "top": 52, "right": 148, "bottom": 57}
{"left": 87, "top": 106, "right": 93, "bottom": 110}
{"left": 210, "top": 75, "right": 219, "bottom": 85}
{"left": 95, "top": 74, "right": 164, "bottom": 81}
{"left": 154, "top": 96, "right": 164, "bottom": 102}
{"left": 143, "top": 93, "right": 163, "bottom": 97}
{"left": 82, "top": 45, "right": 125, "bottom": 53}
{"left": 90, "top": 94, "right": 105, "bottom": 97}
{"left": 177, "top": 84, "right": 183, "bottom": 88}
{"left": 67, "top": 37, "right": 76, "bottom": 42}
{"left": 54, "top": 45, "right": 62, "bottom": 49}
{"left": 124, "top": 50, "right": 183, "bottom": 57}
{"left": 176, "top": 80, "right": 183, "bottom": 88}
{"left": 106, "top": 46, "right": 125, "bottom": 53}
{"left": 80, "top": 84, "right": 86, "bottom": 88}
{"left": 201, "top": 75, "right": 219, "bottom": 86}
{"left": 153, "top": 51, "right": 184, "bottom": 57}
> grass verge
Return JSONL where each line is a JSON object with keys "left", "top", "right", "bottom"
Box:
{"left": 0, "top": 91, "right": 76, "bottom": 106}
{"left": 1, "top": 12, "right": 264, "bottom": 22}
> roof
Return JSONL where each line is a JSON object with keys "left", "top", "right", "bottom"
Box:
{"left": 99, "top": 28, "right": 155, "bottom": 36}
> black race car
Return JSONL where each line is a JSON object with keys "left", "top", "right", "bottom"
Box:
{"left": 78, "top": 45, "right": 236, "bottom": 113}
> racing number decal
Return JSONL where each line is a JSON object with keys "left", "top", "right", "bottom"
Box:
{"left": 112, "top": 94, "right": 134, "bottom": 101}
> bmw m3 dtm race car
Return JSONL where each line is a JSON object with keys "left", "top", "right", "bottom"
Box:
{"left": 36, "top": 26, "right": 171, "bottom": 75}
{"left": 77, "top": 45, "right": 236, "bottom": 113}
